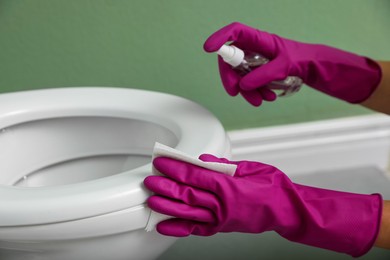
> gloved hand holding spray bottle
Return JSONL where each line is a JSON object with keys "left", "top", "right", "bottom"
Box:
{"left": 202, "top": 22, "right": 381, "bottom": 107}
{"left": 216, "top": 44, "right": 302, "bottom": 97}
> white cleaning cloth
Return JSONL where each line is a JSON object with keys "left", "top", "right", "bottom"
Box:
{"left": 145, "top": 142, "right": 237, "bottom": 232}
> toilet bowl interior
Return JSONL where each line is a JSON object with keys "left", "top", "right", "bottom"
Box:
{"left": 0, "top": 116, "right": 178, "bottom": 187}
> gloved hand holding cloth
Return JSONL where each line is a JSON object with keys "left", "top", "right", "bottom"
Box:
{"left": 144, "top": 155, "right": 382, "bottom": 257}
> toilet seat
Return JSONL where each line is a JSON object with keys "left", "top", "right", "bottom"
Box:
{"left": 0, "top": 87, "right": 230, "bottom": 228}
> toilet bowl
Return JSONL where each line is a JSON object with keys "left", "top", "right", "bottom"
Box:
{"left": 0, "top": 87, "right": 231, "bottom": 260}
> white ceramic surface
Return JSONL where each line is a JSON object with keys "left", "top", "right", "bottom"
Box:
{"left": 0, "top": 87, "right": 231, "bottom": 260}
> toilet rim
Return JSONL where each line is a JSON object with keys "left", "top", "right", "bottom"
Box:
{"left": 0, "top": 87, "right": 229, "bottom": 227}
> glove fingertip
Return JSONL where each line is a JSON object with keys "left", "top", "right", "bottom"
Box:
{"left": 198, "top": 154, "right": 229, "bottom": 163}
{"left": 240, "top": 90, "right": 263, "bottom": 107}
{"left": 198, "top": 154, "right": 217, "bottom": 161}
{"left": 146, "top": 195, "right": 160, "bottom": 209}
{"left": 260, "top": 88, "right": 278, "bottom": 102}
{"left": 203, "top": 40, "right": 219, "bottom": 53}
{"left": 143, "top": 176, "right": 155, "bottom": 190}
{"left": 156, "top": 220, "right": 191, "bottom": 237}
{"left": 203, "top": 31, "right": 229, "bottom": 53}
{"left": 152, "top": 157, "right": 172, "bottom": 174}
{"left": 144, "top": 176, "right": 170, "bottom": 194}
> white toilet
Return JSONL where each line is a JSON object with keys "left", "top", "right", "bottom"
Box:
{"left": 0, "top": 87, "right": 231, "bottom": 260}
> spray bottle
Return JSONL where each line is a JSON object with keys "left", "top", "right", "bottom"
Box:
{"left": 217, "top": 45, "right": 302, "bottom": 97}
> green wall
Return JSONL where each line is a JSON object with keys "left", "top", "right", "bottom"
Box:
{"left": 0, "top": 0, "right": 389, "bottom": 130}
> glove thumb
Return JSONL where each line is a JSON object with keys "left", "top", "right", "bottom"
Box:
{"left": 198, "top": 154, "right": 233, "bottom": 164}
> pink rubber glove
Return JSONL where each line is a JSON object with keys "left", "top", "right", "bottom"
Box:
{"left": 203, "top": 22, "right": 382, "bottom": 106}
{"left": 144, "top": 155, "right": 383, "bottom": 257}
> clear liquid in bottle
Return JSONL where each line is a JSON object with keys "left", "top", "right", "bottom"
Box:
{"left": 217, "top": 46, "right": 302, "bottom": 97}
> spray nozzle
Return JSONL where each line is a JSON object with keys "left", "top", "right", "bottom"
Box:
{"left": 216, "top": 45, "right": 245, "bottom": 67}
